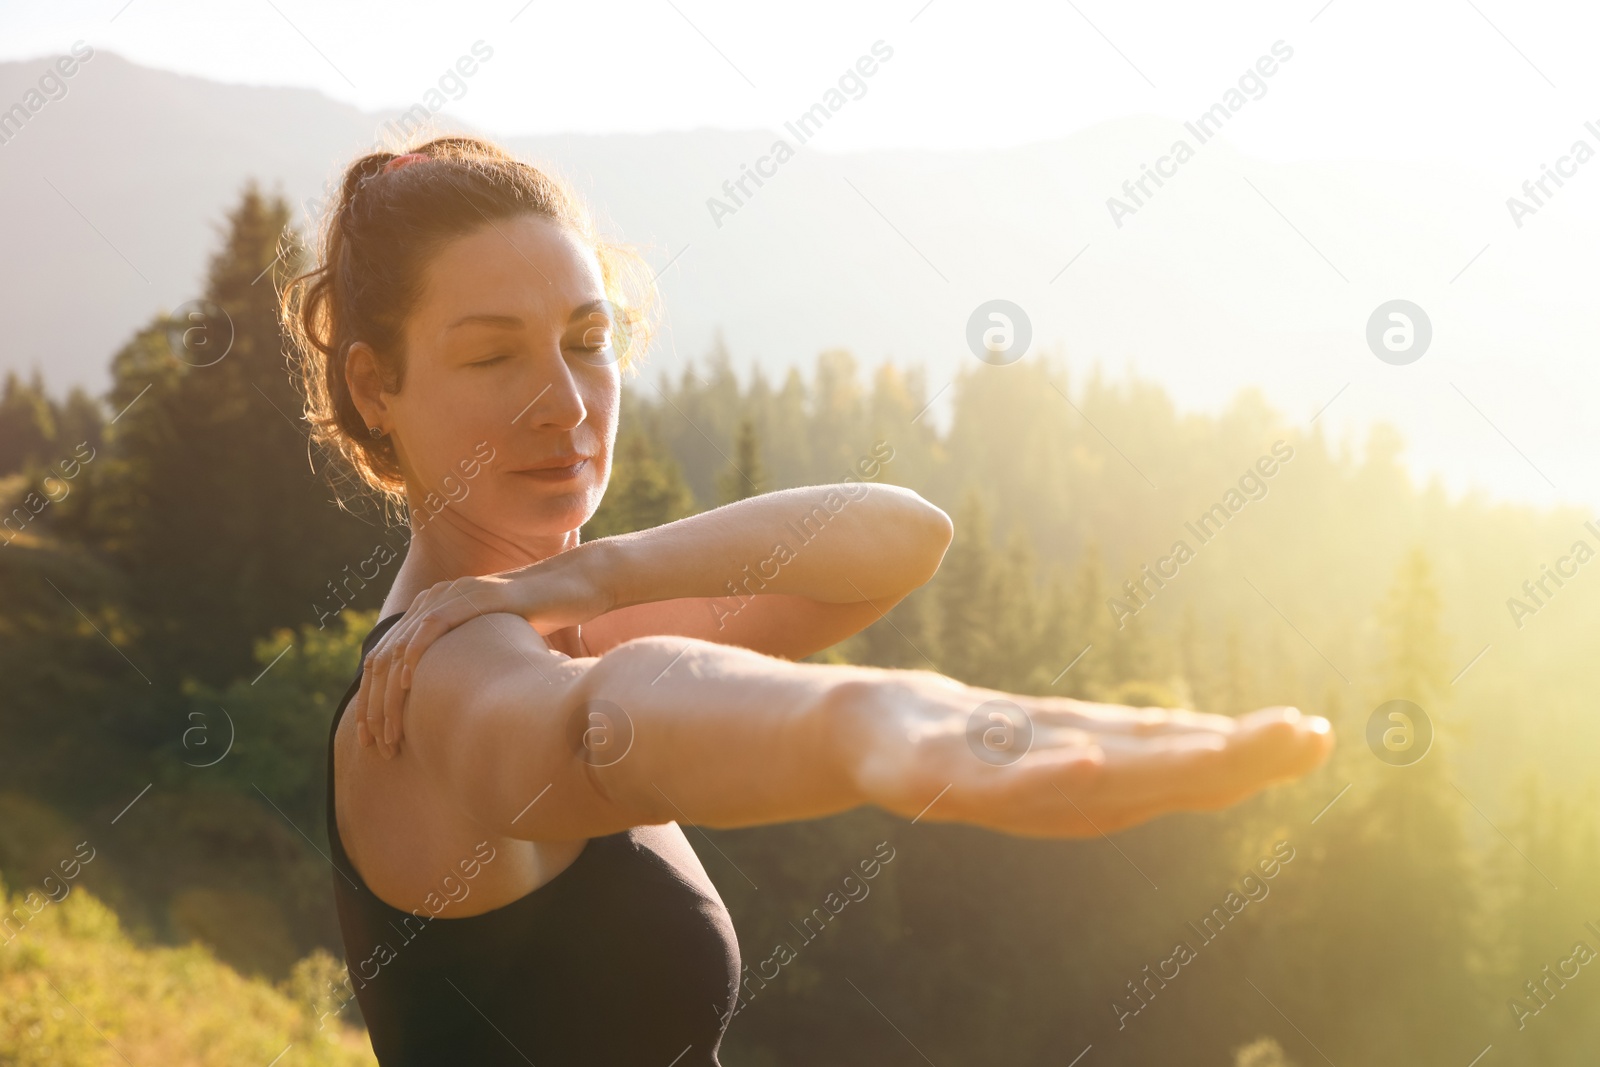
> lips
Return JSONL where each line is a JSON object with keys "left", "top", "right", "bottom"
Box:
{"left": 509, "top": 456, "right": 590, "bottom": 481}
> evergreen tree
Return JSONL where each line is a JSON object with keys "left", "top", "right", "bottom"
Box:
{"left": 986, "top": 523, "right": 1041, "bottom": 692}
{"left": 764, "top": 365, "right": 811, "bottom": 490}
{"left": 845, "top": 581, "right": 941, "bottom": 670}
{"left": 1106, "top": 592, "right": 1155, "bottom": 690}
{"left": 867, "top": 361, "right": 934, "bottom": 488}
{"left": 1022, "top": 561, "right": 1077, "bottom": 694}
{"left": 1491, "top": 774, "right": 1600, "bottom": 1059}
{"left": 50, "top": 385, "right": 105, "bottom": 458}
{"left": 80, "top": 185, "right": 382, "bottom": 689}
{"left": 654, "top": 334, "right": 744, "bottom": 506}
{"left": 584, "top": 421, "right": 696, "bottom": 538}
{"left": 1217, "top": 618, "right": 1254, "bottom": 715}
{"left": 809, "top": 347, "right": 867, "bottom": 481}
{"left": 1177, "top": 601, "right": 1208, "bottom": 709}
{"left": 0, "top": 369, "right": 55, "bottom": 475}
{"left": 1294, "top": 548, "right": 1481, "bottom": 1063}
{"left": 934, "top": 486, "right": 999, "bottom": 687}
{"left": 715, "top": 416, "right": 767, "bottom": 505}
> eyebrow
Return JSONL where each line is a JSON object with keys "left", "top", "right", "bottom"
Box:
{"left": 445, "top": 300, "right": 611, "bottom": 332}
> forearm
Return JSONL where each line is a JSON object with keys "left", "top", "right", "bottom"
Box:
{"left": 591, "top": 482, "right": 952, "bottom": 610}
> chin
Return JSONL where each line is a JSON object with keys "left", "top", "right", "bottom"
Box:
{"left": 506, "top": 490, "right": 594, "bottom": 536}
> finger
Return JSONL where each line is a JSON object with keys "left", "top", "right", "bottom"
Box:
{"left": 401, "top": 600, "right": 479, "bottom": 689}
{"left": 1027, "top": 698, "right": 1241, "bottom": 738}
{"left": 357, "top": 716, "right": 372, "bottom": 747}
{"left": 374, "top": 588, "right": 451, "bottom": 703}
{"left": 1061, "top": 732, "right": 1233, "bottom": 810}
{"left": 977, "top": 743, "right": 1235, "bottom": 839}
{"left": 1026, "top": 723, "right": 1275, "bottom": 814}
{"left": 961, "top": 711, "right": 1331, "bottom": 838}
{"left": 382, "top": 636, "right": 409, "bottom": 751}
{"left": 370, "top": 593, "right": 455, "bottom": 739}
{"left": 1108, "top": 710, "right": 1331, "bottom": 813}
{"left": 1226, "top": 710, "right": 1334, "bottom": 789}
{"left": 403, "top": 574, "right": 515, "bottom": 684}
{"left": 365, "top": 646, "right": 397, "bottom": 760}
{"left": 351, "top": 647, "right": 379, "bottom": 746}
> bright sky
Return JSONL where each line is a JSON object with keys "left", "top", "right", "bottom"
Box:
{"left": 6, "top": 0, "right": 1598, "bottom": 513}
{"left": 3, "top": 0, "right": 1592, "bottom": 180}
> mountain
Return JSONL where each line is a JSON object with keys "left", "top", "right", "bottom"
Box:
{"left": 2, "top": 49, "right": 1596, "bottom": 509}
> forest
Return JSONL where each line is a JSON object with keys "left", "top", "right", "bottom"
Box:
{"left": 2, "top": 185, "right": 1598, "bottom": 1066}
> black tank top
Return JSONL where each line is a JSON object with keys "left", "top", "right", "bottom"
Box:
{"left": 324, "top": 613, "right": 742, "bottom": 1065}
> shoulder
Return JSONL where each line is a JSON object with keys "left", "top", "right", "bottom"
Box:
{"left": 402, "top": 613, "right": 587, "bottom": 768}
{"left": 397, "top": 613, "right": 614, "bottom": 839}
{"left": 408, "top": 613, "right": 571, "bottom": 717}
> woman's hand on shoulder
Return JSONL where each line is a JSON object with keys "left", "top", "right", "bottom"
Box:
{"left": 352, "top": 547, "right": 614, "bottom": 756}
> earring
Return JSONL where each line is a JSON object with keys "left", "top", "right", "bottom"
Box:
{"left": 369, "top": 426, "right": 384, "bottom": 438}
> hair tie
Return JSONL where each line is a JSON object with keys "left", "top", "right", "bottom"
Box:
{"left": 383, "top": 152, "right": 429, "bottom": 174}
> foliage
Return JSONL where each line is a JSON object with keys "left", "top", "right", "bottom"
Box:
{"left": 0, "top": 878, "right": 375, "bottom": 1066}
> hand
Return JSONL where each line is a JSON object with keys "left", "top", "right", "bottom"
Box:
{"left": 351, "top": 547, "right": 613, "bottom": 758}
{"left": 843, "top": 675, "right": 1335, "bottom": 838}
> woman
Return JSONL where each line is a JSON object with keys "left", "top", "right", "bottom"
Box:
{"left": 283, "top": 136, "right": 1332, "bottom": 1066}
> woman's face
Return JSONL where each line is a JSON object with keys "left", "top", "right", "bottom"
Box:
{"left": 376, "top": 214, "right": 621, "bottom": 546}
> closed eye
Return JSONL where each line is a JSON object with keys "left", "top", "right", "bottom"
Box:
{"left": 470, "top": 353, "right": 510, "bottom": 368}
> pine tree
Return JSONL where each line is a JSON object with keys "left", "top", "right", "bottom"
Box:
{"left": 50, "top": 385, "right": 105, "bottom": 459}
{"left": 1059, "top": 543, "right": 1110, "bottom": 700}
{"left": 1299, "top": 548, "right": 1482, "bottom": 1062}
{"left": 934, "top": 486, "right": 999, "bottom": 686}
{"left": 584, "top": 421, "right": 696, "bottom": 538}
{"left": 986, "top": 523, "right": 1040, "bottom": 692}
{"left": 766, "top": 365, "right": 811, "bottom": 490}
{"left": 83, "top": 185, "right": 382, "bottom": 689}
{"left": 715, "top": 416, "right": 767, "bottom": 505}
{"left": 1177, "top": 601, "right": 1209, "bottom": 709}
{"left": 810, "top": 347, "right": 867, "bottom": 481}
{"left": 1023, "top": 561, "right": 1076, "bottom": 694}
{"left": 0, "top": 369, "right": 56, "bottom": 475}
{"left": 1217, "top": 618, "right": 1254, "bottom": 715}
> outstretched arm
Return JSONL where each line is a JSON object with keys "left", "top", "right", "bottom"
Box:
{"left": 398, "top": 613, "right": 1334, "bottom": 843}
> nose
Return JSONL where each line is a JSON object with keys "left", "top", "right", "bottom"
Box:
{"left": 513, "top": 352, "right": 587, "bottom": 431}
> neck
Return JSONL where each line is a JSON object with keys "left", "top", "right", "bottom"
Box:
{"left": 381, "top": 498, "right": 581, "bottom": 617}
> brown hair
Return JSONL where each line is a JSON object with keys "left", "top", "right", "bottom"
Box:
{"left": 280, "top": 135, "right": 658, "bottom": 505}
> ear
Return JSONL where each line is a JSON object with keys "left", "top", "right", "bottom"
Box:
{"left": 346, "top": 341, "right": 393, "bottom": 431}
